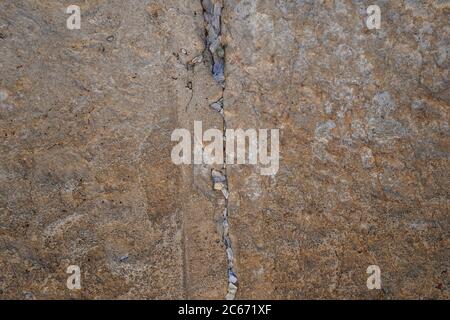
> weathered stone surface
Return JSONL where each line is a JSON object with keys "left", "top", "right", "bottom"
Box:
{"left": 0, "top": 0, "right": 226, "bottom": 299}
{"left": 0, "top": 0, "right": 448, "bottom": 300}
{"left": 223, "top": 0, "right": 449, "bottom": 299}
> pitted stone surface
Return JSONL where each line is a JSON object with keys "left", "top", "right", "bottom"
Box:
{"left": 223, "top": 0, "right": 449, "bottom": 299}
{"left": 0, "top": 0, "right": 226, "bottom": 299}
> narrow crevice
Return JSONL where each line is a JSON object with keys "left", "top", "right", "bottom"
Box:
{"left": 202, "top": 0, "right": 225, "bottom": 86}
{"left": 201, "top": 0, "right": 238, "bottom": 300}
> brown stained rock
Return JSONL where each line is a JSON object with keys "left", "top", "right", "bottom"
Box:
{"left": 0, "top": 0, "right": 225, "bottom": 299}
{"left": 223, "top": 0, "right": 449, "bottom": 299}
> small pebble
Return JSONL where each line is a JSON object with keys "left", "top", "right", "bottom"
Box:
{"left": 225, "top": 283, "right": 238, "bottom": 300}
{"left": 212, "top": 169, "right": 227, "bottom": 191}
{"left": 226, "top": 247, "right": 233, "bottom": 261}
{"left": 216, "top": 46, "right": 225, "bottom": 58}
{"left": 210, "top": 99, "right": 223, "bottom": 114}
{"left": 223, "top": 219, "right": 229, "bottom": 235}
{"left": 228, "top": 271, "right": 238, "bottom": 284}
{"left": 23, "top": 292, "right": 35, "bottom": 300}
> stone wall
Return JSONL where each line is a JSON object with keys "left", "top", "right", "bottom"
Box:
{"left": 0, "top": 0, "right": 448, "bottom": 299}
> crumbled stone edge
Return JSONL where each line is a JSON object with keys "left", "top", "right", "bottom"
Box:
{"left": 202, "top": 0, "right": 238, "bottom": 300}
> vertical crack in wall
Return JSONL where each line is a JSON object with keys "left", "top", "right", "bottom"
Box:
{"left": 202, "top": 0, "right": 225, "bottom": 86}
{"left": 201, "top": 0, "right": 238, "bottom": 300}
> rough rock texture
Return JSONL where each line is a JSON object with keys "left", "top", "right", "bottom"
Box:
{"left": 0, "top": 0, "right": 226, "bottom": 299}
{"left": 0, "top": 0, "right": 449, "bottom": 299}
{"left": 223, "top": 0, "right": 449, "bottom": 299}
